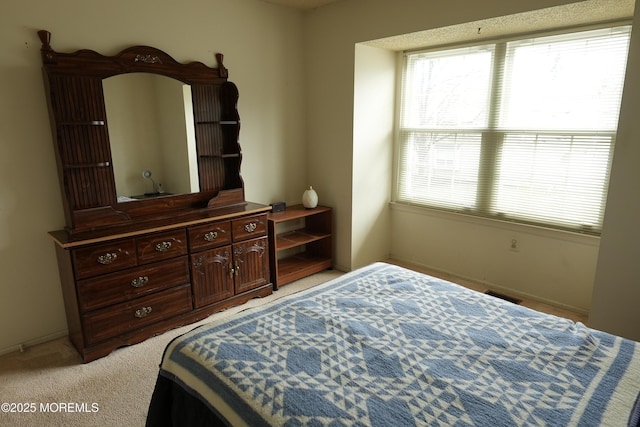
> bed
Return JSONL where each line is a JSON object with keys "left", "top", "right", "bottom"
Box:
{"left": 146, "top": 262, "right": 640, "bottom": 426}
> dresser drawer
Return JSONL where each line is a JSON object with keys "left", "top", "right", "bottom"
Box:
{"left": 77, "top": 256, "right": 190, "bottom": 312}
{"left": 82, "top": 284, "right": 192, "bottom": 346}
{"left": 232, "top": 214, "right": 267, "bottom": 242}
{"left": 73, "top": 239, "right": 137, "bottom": 280}
{"left": 188, "top": 221, "right": 232, "bottom": 252}
{"left": 136, "top": 229, "right": 188, "bottom": 264}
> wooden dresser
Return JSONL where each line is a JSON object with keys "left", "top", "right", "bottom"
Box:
{"left": 50, "top": 205, "right": 271, "bottom": 362}
{"left": 38, "top": 31, "right": 273, "bottom": 362}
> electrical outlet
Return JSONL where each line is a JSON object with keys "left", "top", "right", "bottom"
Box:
{"left": 509, "top": 238, "right": 519, "bottom": 252}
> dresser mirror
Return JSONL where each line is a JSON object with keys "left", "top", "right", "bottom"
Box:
{"left": 104, "top": 73, "right": 199, "bottom": 200}
{"left": 39, "top": 30, "right": 245, "bottom": 237}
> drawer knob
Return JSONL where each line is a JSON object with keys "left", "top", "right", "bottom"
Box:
{"left": 204, "top": 231, "right": 218, "bottom": 241}
{"left": 244, "top": 222, "right": 257, "bottom": 233}
{"left": 130, "top": 276, "right": 149, "bottom": 288}
{"left": 97, "top": 252, "right": 118, "bottom": 265}
{"left": 155, "top": 241, "right": 172, "bottom": 252}
{"left": 134, "top": 306, "right": 152, "bottom": 318}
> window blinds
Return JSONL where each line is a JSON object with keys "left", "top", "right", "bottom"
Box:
{"left": 397, "top": 25, "right": 631, "bottom": 233}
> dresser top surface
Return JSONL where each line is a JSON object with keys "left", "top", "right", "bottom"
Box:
{"left": 50, "top": 202, "right": 271, "bottom": 249}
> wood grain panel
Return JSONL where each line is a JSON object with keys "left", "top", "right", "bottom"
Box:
{"left": 188, "top": 221, "right": 232, "bottom": 252}
{"left": 191, "top": 246, "right": 234, "bottom": 308}
{"left": 232, "top": 214, "right": 267, "bottom": 242}
{"left": 82, "top": 284, "right": 192, "bottom": 346}
{"left": 72, "top": 239, "right": 137, "bottom": 279}
{"left": 77, "top": 256, "right": 189, "bottom": 312}
{"left": 234, "top": 236, "right": 269, "bottom": 294}
{"left": 136, "top": 229, "right": 188, "bottom": 264}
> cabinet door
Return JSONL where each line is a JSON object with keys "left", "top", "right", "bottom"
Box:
{"left": 233, "top": 237, "right": 269, "bottom": 295}
{"left": 191, "top": 246, "right": 234, "bottom": 308}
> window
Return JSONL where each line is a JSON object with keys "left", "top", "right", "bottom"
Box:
{"left": 397, "top": 25, "right": 631, "bottom": 234}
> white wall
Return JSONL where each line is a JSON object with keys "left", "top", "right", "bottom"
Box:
{"left": 351, "top": 44, "right": 395, "bottom": 268}
{"left": 105, "top": 74, "right": 166, "bottom": 197}
{"left": 304, "top": 0, "right": 626, "bottom": 314}
{"left": 589, "top": 0, "right": 640, "bottom": 341}
{"left": 0, "top": 0, "right": 306, "bottom": 354}
{"left": 391, "top": 205, "right": 599, "bottom": 313}
{"left": 155, "top": 76, "right": 194, "bottom": 195}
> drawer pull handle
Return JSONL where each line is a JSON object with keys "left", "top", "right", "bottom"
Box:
{"left": 97, "top": 252, "right": 118, "bottom": 265}
{"left": 155, "top": 241, "right": 172, "bottom": 252}
{"left": 244, "top": 222, "right": 257, "bottom": 233}
{"left": 204, "top": 231, "right": 218, "bottom": 241}
{"left": 131, "top": 276, "right": 149, "bottom": 288}
{"left": 134, "top": 306, "right": 152, "bottom": 318}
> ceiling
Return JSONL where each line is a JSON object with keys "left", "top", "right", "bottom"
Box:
{"left": 259, "top": 0, "right": 342, "bottom": 9}
{"left": 365, "top": 0, "right": 633, "bottom": 51}
{"left": 259, "top": 0, "right": 634, "bottom": 50}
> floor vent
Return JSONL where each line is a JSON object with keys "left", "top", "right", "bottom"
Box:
{"left": 484, "top": 290, "right": 522, "bottom": 305}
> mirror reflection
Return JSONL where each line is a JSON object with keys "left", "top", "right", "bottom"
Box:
{"left": 103, "top": 73, "right": 199, "bottom": 202}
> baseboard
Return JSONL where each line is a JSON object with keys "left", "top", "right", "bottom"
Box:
{"left": 332, "top": 262, "right": 351, "bottom": 273}
{"left": 386, "top": 256, "right": 589, "bottom": 316}
{"left": 0, "top": 330, "right": 69, "bottom": 358}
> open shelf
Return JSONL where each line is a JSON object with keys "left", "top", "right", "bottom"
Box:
{"left": 63, "top": 162, "right": 111, "bottom": 169}
{"left": 198, "top": 154, "right": 241, "bottom": 159}
{"left": 276, "top": 253, "right": 333, "bottom": 287}
{"left": 268, "top": 204, "right": 332, "bottom": 289}
{"left": 59, "top": 120, "right": 105, "bottom": 126}
{"left": 275, "top": 230, "right": 331, "bottom": 251}
{"left": 195, "top": 120, "right": 238, "bottom": 125}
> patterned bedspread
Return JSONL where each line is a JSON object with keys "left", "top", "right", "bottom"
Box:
{"left": 152, "top": 262, "right": 640, "bottom": 426}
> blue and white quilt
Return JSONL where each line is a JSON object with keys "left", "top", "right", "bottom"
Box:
{"left": 156, "top": 262, "right": 640, "bottom": 426}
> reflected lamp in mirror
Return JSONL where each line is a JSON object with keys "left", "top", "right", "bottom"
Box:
{"left": 142, "top": 170, "right": 158, "bottom": 195}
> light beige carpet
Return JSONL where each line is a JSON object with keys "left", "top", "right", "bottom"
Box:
{"left": 0, "top": 270, "right": 343, "bottom": 427}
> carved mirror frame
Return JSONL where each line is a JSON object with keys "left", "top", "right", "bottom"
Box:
{"left": 39, "top": 30, "right": 245, "bottom": 238}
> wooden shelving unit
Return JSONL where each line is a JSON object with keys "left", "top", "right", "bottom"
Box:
{"left": 268, "top": 204, "right": 332, "bottom": 289}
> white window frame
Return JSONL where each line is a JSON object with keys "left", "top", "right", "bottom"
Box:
{"left": 394, "top": 24, "right": 631, "bottom": 235}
